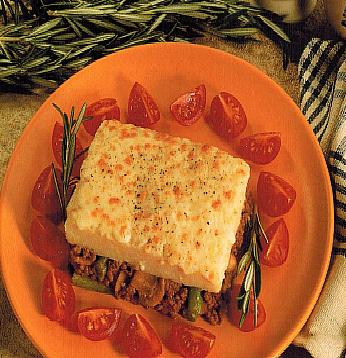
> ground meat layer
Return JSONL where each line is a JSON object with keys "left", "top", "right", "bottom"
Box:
{"left": 69, "top": 198, "right": 252, "bottom": 325}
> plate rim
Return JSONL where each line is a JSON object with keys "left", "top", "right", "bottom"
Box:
{"left": 0, "top": 42, "right": 335, "bottom": 358}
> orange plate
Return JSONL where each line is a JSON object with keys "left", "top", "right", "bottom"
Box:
{"left": 0, "top": 43, "right": 333, "bottom": 358}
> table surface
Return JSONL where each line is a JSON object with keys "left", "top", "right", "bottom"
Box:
{"left": 0, "top": 1, "right": 339, "bottom": 357}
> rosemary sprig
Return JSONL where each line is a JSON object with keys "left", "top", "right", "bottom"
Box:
{"left": 236, "top": 204, "right": 268, "bottom": 328}
{"left": 52, "top": 102, "right": 87, "bottom": 221}
{"left": 0, "top": 0, "right": 289, "bottom": 93}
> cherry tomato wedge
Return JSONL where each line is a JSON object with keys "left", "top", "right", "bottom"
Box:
{"left": 206, "top": 92, "right": 247, "bottom": 140}
{"left": 52, "top": 122, "right": 85, "bottom": 178}
{"left": 119, "top": 313, "right": 162, "bottom": 358}
{"left": 31, "top": 165, "right": 63, "bottom": 224}
{"left": 128, "top": 82, "right": 160, "bottom": 127}
{"left": 228, "top": 284, "right": 266, "bottom": 332}
{"left": 77, "top": 307, "right": 121, "bottom": 341}
{"left": 41, "top": 269, "right": 75, "bottom": 322}
{"left": 84, "top": 98, "right": 120, "bottom": 136}
{"left": 257, "top": 172, "right": 296, "bottom": 217}
{"left": 170, "top": 84, "right": 206, "bottom": 126}
{"left": 260, "top": 218, "right": 289, "bottom": 266}
{"left": 30, "top": 216, "right": 69, "bottom": 269}
{"left": 168, "top": 321, "right": 216, "bottom": 358}
{"left": 238, "top": 132, "right": 281, "bottom": 165}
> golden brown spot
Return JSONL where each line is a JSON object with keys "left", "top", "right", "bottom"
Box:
{"left": 208, "top": 272, "right": 215, "bottom": 280}
{"left": 213, "top": 160, "right": 220, "bottom": 169}
{"left": 197, "top": 228, "right": 203, "bottom": 235}
{"left": 190, "top": 215, "right": 199, "bottom": 222}
{"left": 91, "top": 208, "right": 102, "bottom": 217}
{"left": 180, "top": 144, "right": 187, "bottom": 151}
{"left": 181, "top": 233, "right": 188, "bottom": 241}
{"left": 120, "top": 129, "right": 137, "bottom": 138}
{"left": 214, "top": 229, "right": 219, "bottom": 236}
{"left": 152, "top": 236, "right": 160, "bottom": 244}
{"left": 195, "top": 241, "right": 201, "bottom": 248}
{"left": 212, "top": 199, "right": 221, "bottom": 209}
{"left": 126, "top": 190, "right": 134, "bottom": 196}
{"left": 138, "top": 191, "right": 147, "bottom": 203}
{"left": 144, "top": 225, "right": 150, "bottom": 232}
{"left": 173, "top": 186, "right": 182, "bottom": 200}
{"left": 190, "top": 180, "right": 196, "bottom": 189}
{"left": 93, "top": 196, "right": 99, "bottom": 204}
{"left": 119, "top": 225, "right": 127, "bottom": 235}
{"left": 155, "top": 132, "right": 170, "bottom": 141}
{"left": 201, "top": 144, "right": 210, "bottom": 152}
{"left": 109, "top": 197, "right": 120, "bottom": 205}
{"left": 236, "top": 168, "right": 245, "bottom": 174}
{"left": 187, "top": 151, "right": 194, "bottom": 160}
{"left": 97, "top": 158, "right": 107, "bottom": 170}
{"left": 144, "top": 143, "right": 151, "bottom": 149}
{"left": 114, "top": 164, "right": 123, "bottom": 171}
{"left": 224, "top": 190, "right": 232, "bottom": 199}
{"left": 124, "top": 156, "right": 133, "bottom": 165}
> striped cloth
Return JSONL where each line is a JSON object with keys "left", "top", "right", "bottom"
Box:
{"left": 293, "top": 39, "right": 346, "bottom": 358}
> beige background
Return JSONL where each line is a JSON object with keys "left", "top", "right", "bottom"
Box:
{"left": 0, "top": 1, "right": 338, "bottom": 357}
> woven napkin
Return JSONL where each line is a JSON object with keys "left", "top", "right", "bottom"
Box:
{"left": 293, "top": 39, "right": 346, "bottom": 358}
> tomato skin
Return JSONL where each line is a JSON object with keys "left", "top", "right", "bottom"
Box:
{"left": 228, "top": 284, "right": 266, "bottom": 332}
{"left": 168, "top": 321, "right": 215, "bottom": 358}
{"left": 239, "top": 132, "right": 281, "bottom": 165}
{"left": 206, "top": 92, "right": 247, "bottom": 140}
{"left": 77, "top": 307, "right": 121, "bottom": 341}
{"left": 257, "top": 172, "right": 296, "bottom": 217}
{"left": 170, "top": 84, "right": 206, "bottom": 126}
{"left": 31, "top": 165, "right": 63, "bottom": 224}
{"left": 119, "top": 313, "right": 162, "bottom": 358}
{"left": 41, "top": 269, "right": 75, "bottom": 322}
{"left": 52, "top": 122, "right": 85, "bottom": 178}
{"left": 260, "top": 218, "right": 289, "bottom": 266}
{"left": 128, "top": 82, "right": 160, "bottom": 127}
{"left": 30, "top": 216, "right": 69, "bottom": 269}
{"left": 84, "top": 98, "right": 120, "bottom": 136}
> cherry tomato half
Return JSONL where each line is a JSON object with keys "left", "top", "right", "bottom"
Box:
{"left": 260, "top": 218, "right": 289, "bottom": 267}
{"left": 206, "top": 92, "right": 247, "bottom": 140}
{"left": 52, "top": 122, "right": 85, "bottom": 178}
{"left": 228, "top": 284, "right": 266, "bottom": 332}
{"left": 257, "top": 172, "right": 296, "bottom": 217}
{"left": 84, "top": 98, "right": 120, "bottom": 136}
{"left": 128, "top": 82, "right": 160, "bottom": 127}
{"left": 239, "top": 132, "right": 281, "bottom": 165}
{"left": 168, "top": 321, "right": 216, "bottom": 358}
{"left": 119, "top": 313, "right": 162, "bottom": 358}
{"left": 77, "top": 307, "right": 121, "bottom": 341}
{"left": 31, "top": 165, "right": 63, "bottom": 224}
{"left": 41, "top": 269, "right": 75, "bottom": 322}
{"left": 170, "top": 84, "right": 206, "bottom": 126}
{"left": 30, "top": 216, "right": 69, "bottom": 269}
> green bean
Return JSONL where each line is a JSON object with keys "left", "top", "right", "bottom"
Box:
{"left": 94, "top": 256, "right": 108, "bottom": 282}
{"left": 187, "top": 287, "right": 203, "bottom": 321}
{"left": 72, "top": 274, "right": 112, "bottom": 294}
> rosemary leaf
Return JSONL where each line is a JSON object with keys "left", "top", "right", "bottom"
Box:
{"left": 244, "top": 260, "right": 254, "bottom": 292}
{"left": 256, "top": 14, "right": 290, "bottom": 43}
{"left": 0, "top": 0, "right": 289, "bottom": 93}
{"left": 30, "top": 18, "right": 62, "bottom": 36}
{"left": 237, "top": 250, "right": 251, "bottom": 275}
